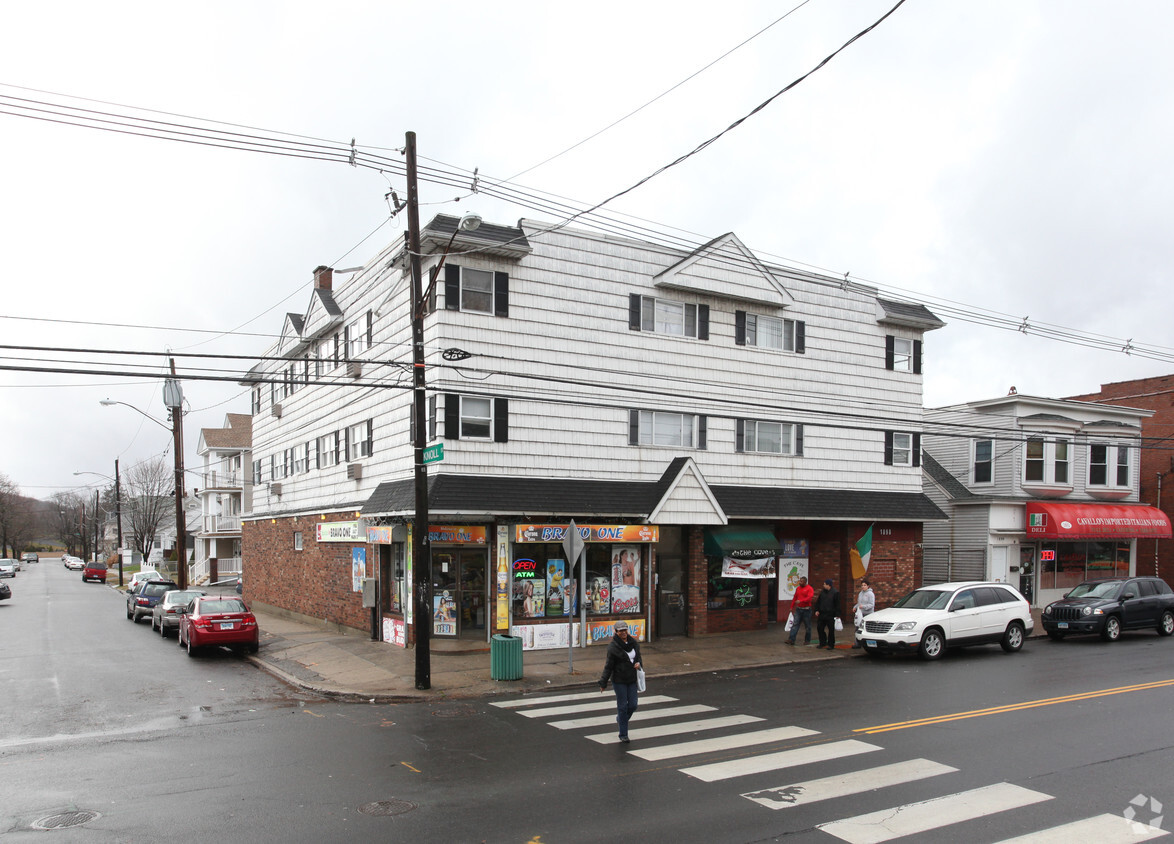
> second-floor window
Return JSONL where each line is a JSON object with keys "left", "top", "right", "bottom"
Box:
{"left": 292, "top": 443, "right": 309, "bottom": 475}
{"left": 252, "top": 460, "right": 262, "bottom": 485}
{"left": 629, "top": 295, "right": 709, "bottom": 340}
{"left": 629, "top": 410, "right": 705, "bottom": 449}
{"left": 346, "top": 420, "right": 374, "bottom": 461}
{"left": 735, "top": 312, "right": 805, "bottom": 353}
{"left": 1024, "top": 437, "right": 1071, "bottom": 486}
{"left": 444, "top": 265, "right": 509, "bottom": 316}
{"left": 442, "top": 394, "right": 509, "bottom": 442}
{"left": 251, "top": 388, "right": 262, "bottom": 415}
{"left": 318, "top": 432, "right": 340, "bottom": 468}
{"left": 884, "top": 431, "right": 920, "bottom": 467}
{"left": 1089, "top": 442, "right": 1130, "bottom": 487}
{"left": 737, "top": 420, "right": 802, "bottom": 455}
{"left": 346, "top": 312, "right": 373, "bottom": 358}
{"left": 885, "top": 336, "right": 922, "bottom": 374}
{"left": 973, "top": 439, "right": 993, "bottom": 483}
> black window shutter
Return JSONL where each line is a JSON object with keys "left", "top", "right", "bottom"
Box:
{"left": 366, "top": 311, "right": 373, "bottom": 346}
{"left": 445, "top": 264, "right": 461, "bottom": 311}
{"left": 735, "top": 311, "right": 747, "bottom": 346}
{"left": 913, "top": 339, "right": 923, "bottom": 374}
{"left": 629, "top": 410, "right": 640, "bottom": 445}
{"left": 698, "top": 415, "right": 707, "bottom": 450}
{"left": 333, "top": 332, "right": 340, "bottom": 363}
{"left": 494, "top": 272, "right": 509, "bottom": 318}
{"left": 343, "top": 326, "right": 350, "bottom": 360}
{"left": 343, "top": 427, "right": 350, "bottom": 463}
{"left": 315, "top": 437, "right": 321, "bottom": 469}
{"left": 735, "top": 419, "right": 745, "bottom": 452}
{"left": 493, "top": 398, "right": 509, "bottom": 442}
{"left": 796, "top": 424, "right": 804, "bottom": 456}
{"left": 885, "top": 335, "right": 895, "bottom": 370}
{"left": 912, "top": 433, "right": 921, "bottom": 467}
{"left": 884, "top": 431, "right": 894, "bottom": 465}
{"left": 306, "top": 441, "right": 313, "bottom": 470}
{"left": 698, "top": 305, "right": 709, "bottom": 341}
{"left": 428, "top": 394, "right": 437, "bottom": 440}
{"left": 796, "top": 321, "right": 806, "bottom": 354}
{"left": 629, "top": 294, "right": 642, "bottom": 331}
{"left": 445, "top": 393, "right": 460, "bottom": 440}
{"left": 366, "top": 420, "right": 374, "bottom": 456}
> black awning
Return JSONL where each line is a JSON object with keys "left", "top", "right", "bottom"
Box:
{"left": 704, "top": 526, "right": 781, "bottom": 558}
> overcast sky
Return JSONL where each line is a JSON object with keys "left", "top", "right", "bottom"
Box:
{"left": 4, "top": 1, "right": 1174, "bottom": 500}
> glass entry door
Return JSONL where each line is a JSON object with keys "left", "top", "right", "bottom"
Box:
{"left": 431, "top": 549, "right": 488, "bottom": 639}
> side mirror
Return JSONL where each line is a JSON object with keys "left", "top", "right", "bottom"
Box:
{"left": 1122, "top": 592, "right": 1135, "bottom": 601}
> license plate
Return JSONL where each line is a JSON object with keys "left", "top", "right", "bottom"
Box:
{"left": 1057, "top": 622, "right": 1068, "bottom": 629}
{"left": 219, "top": 622, "right": 236, "bottom": 630}
{"left": 865, "top": 640, "right": 877, "bottom": 647}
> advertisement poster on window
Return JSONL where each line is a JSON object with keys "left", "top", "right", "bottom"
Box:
{"left": 589, "top": 619, "right": 647, "bottom": 643}
{"left": 545, "top": 558, "right": 566, "bottom": 617}
{"left": 510, "top": 622, "right": 583, "bottom": 651}
{"left": 588, "top": 577, "right": 611, "bottom": 613}
{"left": 720, "top": 552, "right": 778, "bottom": 579}
{"left": 778, "top": 557, "right": 809, "bottom": 600}
{"left": 383, "top": 617, "right": 406, "bottom": 647}
{"left": 351, "top": 547, "right": 366, "bottom": 592}
{"left": 433, "top": 590, "right": 456, "bottom": 636}
{"left": 512, "top": 568, "right": 546, "bottom": 619}
{"left": 495, "top": 526, "right": 510, "bottom": 631}
{"left": 611, "top": 545, "right": 641, "bottom": 614}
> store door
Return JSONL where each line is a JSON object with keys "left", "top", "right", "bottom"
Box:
{"left": 657, "top": 555, "right": 687, "bottom": 636}
{"left": 457, "top": 550, "right": 488, "bottom": 639}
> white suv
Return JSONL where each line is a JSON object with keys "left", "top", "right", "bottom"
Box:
{"left": 859, "top": 581, "right": 1033, "bottom": 660}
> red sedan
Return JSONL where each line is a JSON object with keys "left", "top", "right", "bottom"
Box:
{"left": 177, "top": 596, "right": 259, "bottom": 657}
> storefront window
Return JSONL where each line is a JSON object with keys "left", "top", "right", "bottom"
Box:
{"left": 512, "top": 543, "right": 643, "bottom": 618}
{"left": 1038, "top": 541, "right": 1130, "bottom": 590}
{"left": 379, "top": 542, "right": 406, "bottom": 614}
{"left": 706, "top": 557, "right": 763, "bottom": 609}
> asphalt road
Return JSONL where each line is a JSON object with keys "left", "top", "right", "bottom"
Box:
{"left": 2, "top": 560, "right": 1172, "bottom": 842}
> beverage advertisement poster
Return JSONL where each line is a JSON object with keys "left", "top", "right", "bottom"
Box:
{"left": 510, "top": 623, "right": 582, "bottom": 650}
{"left": 433, "top": 590, "right": 457, "bottom": 636}
{"left": 545, "top": 558, "right": 566, "bottom": 618}
{"left": 383, "top": 617, "right": 406, "bottom": 647}
{"left": 588, "top": 577, "right": 611, "bottom": 613}
{"left": 610, "top": 545, "right": 641, "bottom": 614}
{"left": 720, "top": 552, "right": 777, "bottom": 579}
{"left": 351, "top": 547, "right": 366, "bottom": 592}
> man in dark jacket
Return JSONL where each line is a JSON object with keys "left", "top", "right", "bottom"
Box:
{"left": 814, "top": 578, "right": 841, "bottom": 649}
{"left": 599, "top": 620, "right": 643, "bottom": 743}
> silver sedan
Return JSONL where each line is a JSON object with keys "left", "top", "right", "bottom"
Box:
{"left": 151, "top": 589, "right": 207, "bottom": 637}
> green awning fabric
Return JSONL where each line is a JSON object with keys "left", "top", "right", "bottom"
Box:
{"left": 703, "top": 526, "right": 782, "bottom": 559}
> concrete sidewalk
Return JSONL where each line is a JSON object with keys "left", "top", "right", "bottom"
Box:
{"left": 243, "top": 607, "right": 1047, "bottom": 704}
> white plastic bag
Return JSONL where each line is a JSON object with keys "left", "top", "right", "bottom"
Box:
{"left": 636, "top": 668, "right": 646, "bottom": 693}
{"left": 834, "top": 617, "right": 844, "bottom": 632}
{"left": 853, "top": 607, "right": 864, "bottom": 629}
{"left": 784, "top": 612, "right": 795, "bottom": 632}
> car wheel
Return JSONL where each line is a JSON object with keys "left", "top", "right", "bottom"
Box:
{"left": 186, "top": 634, "right": 198, "bottom": 657}
{"left": 1159, "top": 611, "right": 1174, "bottom": 637}
{"left": 1047, "top": 630, "right": 1066, "bottom": 641}
{"left": 918, "top": 629, "right": 945, "bottom": 660}
{"left": 1001, "top": 621, "right": 1025, "bottom": 653}
{"left": 1101, "top": 615, "right": 1122, "bottom": 642}
{"left": 126, "top": 604, "right": 133, "bottom": 620}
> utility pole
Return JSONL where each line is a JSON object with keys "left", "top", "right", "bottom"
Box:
{"left": 115, "top": 458, "right": 124, "bottom": 586}
{"left": 165, "top": 359, "right": 187, "bottom": 590}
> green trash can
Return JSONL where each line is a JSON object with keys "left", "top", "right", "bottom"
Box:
{"left": 490, "top": 634, "right": 523, "bottom": 680}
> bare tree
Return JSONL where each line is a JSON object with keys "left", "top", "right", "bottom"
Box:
{"left": 123, "top": 457, "right": 173, "bottom": 562}
{"left": 50, "top": 491, "right": 86, "bottom": 554}
{"left": 0, "top": 473, "right": 35, "bottom": 556}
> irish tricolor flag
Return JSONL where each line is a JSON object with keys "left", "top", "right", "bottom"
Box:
{"left": 850, "top": 524, "right": 873, "bottom": 580}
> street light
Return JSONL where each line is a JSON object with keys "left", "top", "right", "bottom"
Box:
{"left": 100, "top": 368, "right": 187, "bottom": 589}
{"left": 73, "top": 460, "right": 124, "bottom": 586}
{"left": 405, "top": 129, "right": 482, "bottom": 690}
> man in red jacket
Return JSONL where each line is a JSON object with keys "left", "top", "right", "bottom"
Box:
{"left": 785, "top": 577, "right": 815, "bottom": 645}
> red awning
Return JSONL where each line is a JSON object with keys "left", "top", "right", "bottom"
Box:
{"left": 1025, "top": 502, "right": 1172, "bottom": 540}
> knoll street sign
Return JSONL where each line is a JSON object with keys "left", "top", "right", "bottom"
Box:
{"left": 423, "top": 443, "right": 444, "bottom": 464}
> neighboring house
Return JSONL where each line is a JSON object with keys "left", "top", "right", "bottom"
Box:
{"left": 922, "top": 393, "right": 1172, "bottom": 607}
{"left": 143, "top": 495, "right": 201, "bottom": 571}
{"left": 243, "top": 217, "right": 947, "bottom": 649}
{"left": 193, "top": 413, "right": 252, "bottom": 584}
{"left": 1067, "top": 374, "right": 1174, "bottom": 586}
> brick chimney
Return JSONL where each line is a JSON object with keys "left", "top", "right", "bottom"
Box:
{"left": 313, "top": 265, "right": 333, "bottom": 291}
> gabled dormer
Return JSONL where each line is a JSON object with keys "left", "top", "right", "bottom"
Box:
{"left": 652, "top": 232, "right": 795, "bottom": 308}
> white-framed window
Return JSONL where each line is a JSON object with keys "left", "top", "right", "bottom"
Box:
{"left": 1024, "top": 437, "right": 1073, "bottom": 486}
{"left": 740, "top": 420, "right": 799, "bottom": 455}
{"left": 460, "top": 268, "right": 494, "bottom": 313}
{"left": 973, "top": 439, "right": 993, "bottom": 484}
{"left": 646, "top": 297, "right": 696, "bottom": 337}
{"left": 252, "top": 460, "right": 262, "bottom": 486}
{"left": 292, "top": 443, "right": 308, "bottom": 475}
{"left": 635, "top": 411, "right": 698, "bottom": 448}
{"left": 347, "top": 312, "right": 372, "bottom": 358}
{"left": 270, "top": 454, "right": 286, "bottom": 481}
{"left": 745, "top": 315, "right": 796, "bottom": 352}
{"left": 1089, "top": 442, "right": 1131, "bottom": 487}
{"left": 460, "top": 397, "right": 493, "bottom": 439}
{"left": 293, "top": 532, "right": 303, "bottom": 551}
{"left": 885, "top": 335, "right": 922, "bottom": 374}
{"left": 884, "top": 431, "right": 919, "bottom": 467}
{"left": 251, "top": 388, "right": 262, "bottom": 415}
{"left": 318, "top": 432, "right": 340, "bottom": 468}
{"left": 347, "top": 420, "right": 373, "bottom": 461}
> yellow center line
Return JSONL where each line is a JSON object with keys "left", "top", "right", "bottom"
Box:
{"left": 855, "top": 678, "right": 1174, "bottom": 734}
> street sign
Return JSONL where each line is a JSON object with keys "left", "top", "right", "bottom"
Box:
{"left": 562, "top": 519, "right": 585, "bottom": 673}
{"left": 561, "top": 519, "right": 584, "bottom": 567}
{"left": 423, "top": 443, "right": 444, "bottom": 464}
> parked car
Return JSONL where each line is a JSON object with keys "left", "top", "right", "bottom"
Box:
{"left": 126, "top": 579, "right": 179, "bottom": 623}
{"left": 151, "top": 589, "right": 207, "bottom": 637}
{"left": 82, "top": 561, "right": 108, "bottom": 583}
{"left": 63, "top": 556, "right": 84, "bottom": 571}
{"left": 859, "top": 581, "right": 1033, "bottom": 660}
{"left": 1041, "top": 577, "right": 1174, "bottom": 641}
{"left": 0, "top": 560, "right": 16, "bottom": 578}
{"left": 127, "top": 570, "right": 161, "bottom": 591}
{"left": 178, "top": 595, "right": 259, "bottom": 656}
{"left": 0, "top": 581, "right": 10, "bottom": 601}
{"left": 21, "top": 552, "right": 38, "bottom": 565}
{"left": 12, "top": 556, "right": 23, "bottom": 571}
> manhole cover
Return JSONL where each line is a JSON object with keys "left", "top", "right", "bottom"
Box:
{"left": 358, "top": 800, "right": 417, "bottom": 817}
{"left": 32, "top": 811, "right": 101, "bottom": 830}
{"left": 432, "top": 704, "right": 478, "bottom": 718}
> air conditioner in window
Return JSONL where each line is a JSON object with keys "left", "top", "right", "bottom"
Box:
{"left": 347, "top": 361, "right": 362, "bottom": 378}
{"left": 271, "top": 403, "right": 282, "bottom": 418}
{"left": 269, "top": 482, "right": 283, "bottom": 496}
{"left": 346, "top": 462, "right": 363, "bottom": 480}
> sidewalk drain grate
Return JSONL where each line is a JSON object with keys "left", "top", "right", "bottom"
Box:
{"left": 432, "top": 704, "right": 478, "bottom": 718}
{"left": 359, "top": 800, "right": 417, "bottom": 817}
{"left": 32, "top": 811, "right": 101, "bottom": 830}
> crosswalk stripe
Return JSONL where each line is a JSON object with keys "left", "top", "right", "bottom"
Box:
{"left": 817, "top": 782, "right": 1052, "bottom": 843}
{"left": 490, "top": 693, "right": 600, "bottom": 708}
{"left": 518, "top": 695, "right": 677, "bottom": 718}
{"left": 630, "top": 726, "right": 820, "bottom": 762}
{"left": 991, "top": 813, "right": 1169, "bottom": 843}
{"left": 742, "top": 758, "right": 957, "bottom": 809}
{"left": 682, "top": 739, "right": 880, "bottom": 783}
{"left": 548, "top": 704, "right": 716, "bottom": 730}
{"left": 586, "top": 715, "right": 766, "bottom": 744}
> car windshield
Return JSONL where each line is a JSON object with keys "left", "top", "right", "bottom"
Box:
{"left": 893, "top": 588, "right": 953, "bottom": 610}
{"left": 200, "top": 599, "right": 247, "bottom": 614}
{"left": 1066, "top": 581, "right": 1123, "bottom": 600}
{"left": 142, "top": 583, "right": 175, "bottom": 597}
{"left": 165, "top": 591, "right": 201, "bottom": 605}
